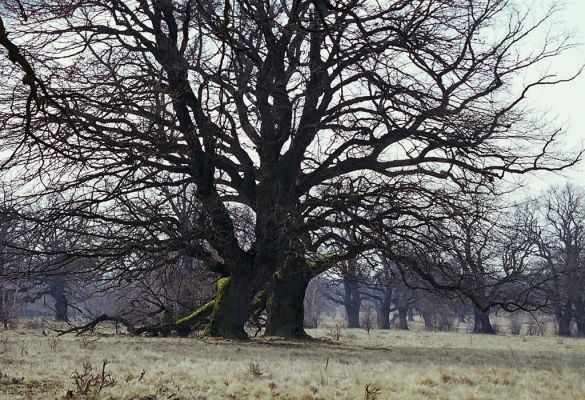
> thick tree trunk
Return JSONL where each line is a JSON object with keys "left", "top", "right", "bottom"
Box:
{"left": 458, "top": 311, "right": 466, "bottom": 323}
{"left": 397, "top": 307, "right": 409, "bottom": 330}
{"left": 344, "top": 279, "right": 361, "bottom": 328}
{"left": 264, "top": 256, "right": 310, "bottom": 338}
{"left": 345, "top": 300, "right": 361, "bottom": 328}
{"left": 54, "top": 294, "right": 69, "bottom": 322}
{"left": 407, "top": 307, "right": 415, "bottom": 322}
{"left": 472, "top": 307, "right": 495, "bottom": 334}
{"left": 50, "top": 282, "right": 69, "bottom": 322}
{"left": 575, "top": 317, "right": 585, "bottom": 337}
{"left": 376, "top": 298, "right": 391, "bottom": 329}
{"left": 556, "top": 300, "right": 573, "bottom": 337}
{"left": 574, "top": 299, "right": 585, "bottom": 336}
{"left": 203, "top": 274, "right": 257, "bottom": 339}
{"left": 421, "top": 311, "right": 434, "bottom": 330}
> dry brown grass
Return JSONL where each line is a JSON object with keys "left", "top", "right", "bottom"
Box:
{"left": 1, "top": 323, "right": 584, "bottom": 399}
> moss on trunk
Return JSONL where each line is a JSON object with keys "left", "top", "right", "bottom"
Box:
{"left": 174, "top": 300, "right": 214, "bottom": 337}
{"left": 203, "top": 276, "right": 254, "bottom": 339}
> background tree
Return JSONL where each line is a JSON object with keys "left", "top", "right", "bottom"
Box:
{"left": 364, "top": 255, "right": 417, "bottom": 330}
{"left": 0, "top": 191, "right": 25, "bottom": 328}
{"left": 534, "top": 185, "right": 585, "bottom": 336}
{"left": 387, "top": 195, "right": 544, "bottom": 334}
{"left": 302, "top": 276, "right": 329, "bottom": 329}
{"left": 327, "top": 256, "right": 366, "bottom": 328}
{"left": 0, "top": 206, "right": 16, "bottom": 328}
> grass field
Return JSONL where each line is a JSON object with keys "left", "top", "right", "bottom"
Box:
{"left": 1, "top": 322, "right": 584, "bottom": 399}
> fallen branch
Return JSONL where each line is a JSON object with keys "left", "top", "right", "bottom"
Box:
{"left": 56, "top": 301, "right": 214, "bottom": 337}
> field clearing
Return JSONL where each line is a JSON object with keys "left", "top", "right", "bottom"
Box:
{"left": 1, "top": 324, "right": 584, "bottom": 400}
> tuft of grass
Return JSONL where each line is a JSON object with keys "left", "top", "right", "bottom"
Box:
{"left": 420, "top": 377, "right": 436, "bottom": 386}
{"left": 493, "top": 377, "right": 511, "bottom": 385}
{"left": 248, "top": 362, "right": 265, "bottom": 378}
{"left": 440, "top": 372, "right": 474, "bottom": 385}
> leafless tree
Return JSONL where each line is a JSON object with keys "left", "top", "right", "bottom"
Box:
{"left": 364, "top": 255, "right": 417, "bottom": 330}
{"left": 533, "top": 184, "right": 585, "bottom": 336}
{"left": 17, "top": 220, "right": 95, "bottom": 322}
{"left": 369, "top": 257, "right": 395, "bottom": 330}
{"left": 324, "top": 256, "right": 366, "bottom": 328}
{"left": 388, "top": 194, "right": 544, "bottom": 334}
{"left": 0, "top": 194, "right": 22, "bottom": 328}
{"left": 0, "top": 0, "right": 580, "bottom": 339}
{"left": 303, "top": 276, "right": 328, "bottom": 329}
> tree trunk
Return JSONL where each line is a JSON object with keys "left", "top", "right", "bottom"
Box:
{"left": 574, "top": 299, "right": 585, "bottom": 336}
{"left": 421, "top": 311, "right": 434, "bottom": 330}
{"left": 576, "top": 317, "right": 585, "bottom": 337}
{"left": 54, "top": 294, "right": 69, "bottom": 322}
{"left": 51, "top": 282, "right": 69, "bottom": 322}
{"left": 557, "top": 300, "right": 573, "bottom": 337}
{"left": 407, "top": 307, "right": 415, "bottom": 322}
{"left": 397, "top": 307, "right": 409, "bottom": 330}
{"left": 203, "top": 274, "right": 257, "bottom": 339}
{"left": 458, "top": 311, "right": 466, "bottom": 323}
{"left": 0, "top": 289, "right": 6, "bottom": 329}
{"left": 472, "top": 307, "right": 495, "bottom": 334}
{"left": 345, "top": 299, "right": 361, "bottom": 328}
{"left": 344, "top": 278, "right": 361, "bottom": 328}
{"left": 376, "top": 298, "right": 391, "bottom": 329}
{"left": 264, "top": 256, "right": 310, "bottom": 338}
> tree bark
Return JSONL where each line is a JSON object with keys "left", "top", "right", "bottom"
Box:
{"left": 0, "top": 289, "right": 6, "bottom": 329}
{"left": 345, "top": 300, "right": 360, "bottom": 328}
{"left": 397, "top": 307, "right": 409, "bottom": 330}
{"left": 472, "top": 307, "right": 495, "bottom": 334}
{"left": 54, "top": 294, "right": 69, "bottom": 322}
{"left": 264, "top": 256, "right": 310, "bottom": 338}
{"left": 50, "top": 282, "right": 69, "bottom": 322}
{"left": 407, "top": 307, "right": 415, "bottom": 322}
{"left": 421, "top": 311, "right": 434, "bottom": 330}
{"left": 556, "top": 300, "right": 573, "bottom": 337}
{"left": 203, "top": 273, "right": 257, "bottom": 339}
{"left": 574, "top": 299, "right": 585, "bottom": 336}
{"left": 458, "top": 311, "right": 466, "bottom": 323}
{"left": 344, "top": 278, "right": 361, "bottom": 328}
{"left": 376, "top": 298, "right": 391, "bottom": 329}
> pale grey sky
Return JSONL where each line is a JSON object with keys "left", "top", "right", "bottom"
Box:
{"left": 522, "top": 0, "right": 585, "bottom": 191}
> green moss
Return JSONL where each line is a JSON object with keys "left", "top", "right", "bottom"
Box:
{"left": 202, "top": 277, "right": 231, "bottom": 337}
{"left": 175, "top": 300, "right": 214, "bottom": 326}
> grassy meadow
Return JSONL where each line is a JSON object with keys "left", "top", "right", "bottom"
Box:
{"left": 1, "top": 321, "right": 584, "bottom": 400}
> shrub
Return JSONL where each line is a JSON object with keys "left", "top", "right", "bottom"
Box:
{"left": 70, "top": 359, "right": 117, "bottom": 399}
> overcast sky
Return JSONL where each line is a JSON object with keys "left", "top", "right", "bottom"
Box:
{"left": 520, "top": 0, "right": 585, "bottom": 193}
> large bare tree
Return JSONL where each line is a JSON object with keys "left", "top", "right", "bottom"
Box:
{"left": 0, "top": 0, "right": 580, "bottom": 338}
